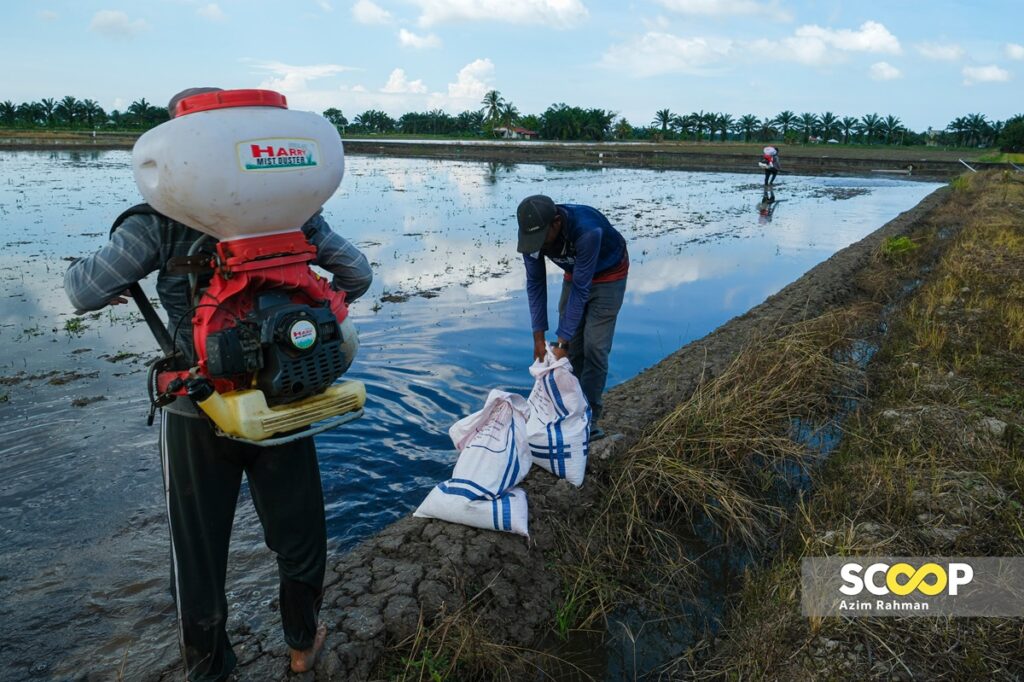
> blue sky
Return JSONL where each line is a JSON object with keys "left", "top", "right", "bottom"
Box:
{"left": 2, "top": 1, "right": 1020, "bottom": 130}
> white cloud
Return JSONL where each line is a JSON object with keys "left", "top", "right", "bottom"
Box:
{"left": 381, "top": 68, "right": 429, "bottom": 94}
{"left": 425, "top": 58, "right": 496, "bottom": 111}
{"left": 316, "top": 0, "right": 334, "bottom": 11}
{"left": 753, "top": 20, "right": 900, "bottom": 66}
{"left": 89, "top": 10, "right": 149, "bottom": 39}
{"left": 410, "top": 0, "right": 587, "bottom": 28}
{"left": 915, "top": 42, "right": 964, "bottom": 61}
{"left": 656, "top": 0, "right": 791, "bottom": 21}
{"left": 197, "top": 4, "right": 226, "bottom": 21}
{"left": 962, "top": 64, "right": 1011, "bottom": 85}
{"left": 352, "top": 0, "right": 392, "bottom": 24}
{"left": 38, "top": 10, "right": 59, "bottom": 21}
{"left": 869, "top": 61, "right": 901, "bottom": 80}
{"left": 399, "top": 28, "right": 442, "bottom": 48}
{"left": 601, "top": 32, "right": 733, "bottom": 77}
{"left": 248, "top": 60, "right": 359, "bottom": 94}
{"left": 794, "top": 21, "right": 901, "bottom": 54}
{"left": 1006, "top": 43, "right": 1024, "bottom": 60}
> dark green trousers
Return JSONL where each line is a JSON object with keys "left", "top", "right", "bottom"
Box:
{"left": 160, "top": 411, "right": 326, "bottom": 682}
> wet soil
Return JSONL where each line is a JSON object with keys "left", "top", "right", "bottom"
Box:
{"left": 145, "top": 187, "right": 955, "bottom": 680}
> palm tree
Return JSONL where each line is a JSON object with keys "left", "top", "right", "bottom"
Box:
{"left": 773, "top": 110, "right": 797, "bottom": 138}
{"left": 614, "top": 118, "right": 633, "bottom": 140}
{"left": 652, "top": 109, "right": 674, "bottom": 134}
{"left": 40, "top": 97, "right": 57, "bottom": 126}
{"left": 0, "top": 100, "right": 16, "bottom": 126}
{"left": 499, "top": 102, "right": 520, "bottom": 130}
{"left": 860, "top": 113, "right": 882, "bottom": 144}
{"left": 671, "top": 113, "right": 693, "bottom": 138}
{"left": 688, "top": 110, "right": 708, "bottom": 141}
{"left": 55, "top": 96, "right": 82, "bottom": 127}
{"left": 480, "top": 90, "right": 504, "bottom": 127}
{"left": 946, "top": 116, "right": 968, "bottom": 146}
{"left": 127, "top": 98, "right": 158, "bottom": 127}
{"left": 80, "top": 99, "right": 104, "bottom": 128}
{"left": 759, "top": 117, "right": 777, "bottom": 142}
{"left": 716, "top": 113, "right": 734, "bottom": 141}
{"left": 882, "top": 114, "right": 903, "bottom": 144}
{"left": 798, "top": 112, "right": 819, "bottom": 143}
{"left": 737, "top": 114, "right": 759, "bottom": 142}
{"left": 840, "top": 116, "right": 858, "bottom": 144}
{"left": 17, "top": 102, "right": 45, "bottom": 126}
{"left": 965, "top": 113, "right": 989, "bottom": 147}
{"left": 819, "top": 112, "right": 838, "bottom": 141}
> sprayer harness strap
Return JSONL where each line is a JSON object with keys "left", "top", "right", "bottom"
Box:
{"left": 109, "top": 204, "right": 178, "bottom": 357}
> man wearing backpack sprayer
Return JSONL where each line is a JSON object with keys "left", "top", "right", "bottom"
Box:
{"left": 64, "top": 88, "right": 373, "bottom": 681}
{"left": 516, "top": 195, "right": 629, "bottom": 441}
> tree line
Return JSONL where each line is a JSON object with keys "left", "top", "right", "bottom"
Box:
{"left": 2, "top": 90, "right": 1022, "bottom": 151}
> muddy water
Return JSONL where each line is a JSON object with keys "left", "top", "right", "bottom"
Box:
{"left": 0, "top": 149, "right": 941, "bottom": 679}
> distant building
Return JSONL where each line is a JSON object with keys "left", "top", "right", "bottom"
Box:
{"left": 493, "top": 126, "right": 539, "bottom": 140}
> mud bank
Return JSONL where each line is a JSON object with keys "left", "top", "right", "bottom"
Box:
{"left": 343, "top": 141, "right": 978, "bottom": 180}
{"left": 0, "top": 133, "right": 989, "bottom": 179}
{"left": 143, "top": 184, "right": 955, "bottom": 680}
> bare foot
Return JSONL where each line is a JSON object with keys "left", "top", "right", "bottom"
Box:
{"left": 289, "top": 622, "right": 327, "bottom": 673}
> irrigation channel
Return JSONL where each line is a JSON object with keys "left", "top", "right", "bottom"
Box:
{"left": 0, "top": 149, "right": 941, "bottom": 679}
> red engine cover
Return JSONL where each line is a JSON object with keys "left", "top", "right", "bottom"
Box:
{"left": 191, "top": 231, "right": 348, "bottom": 394}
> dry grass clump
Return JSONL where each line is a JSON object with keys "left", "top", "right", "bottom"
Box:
{"left": 548, "top": 306, "right": 876, "bottom": 644}
{"left": 612, "top": 307, "right": 871, "bottom": 549}
{"left": 693, "top": 171, "right": 1024, "bottom": 680}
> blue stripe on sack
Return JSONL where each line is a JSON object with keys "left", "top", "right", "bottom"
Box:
{"left": 547, "top": 373, "right": 569, "bottom": 418}
{"left": 438, "top": 482, "right": 489, "bottom": 501}
{"left": 492, "top": 498, "right": 499, "bottom": 530}
{"left": 502, "top": 494, "right": 512, "bottom": 530}
{"left": 446, "top": 478, "right": 496, "bottom": 498}
{"left": 497, "top": 419, "right": 518, "bottom": 494}
{"left": 554, "top": 419, "right": 567, "bottom": 477}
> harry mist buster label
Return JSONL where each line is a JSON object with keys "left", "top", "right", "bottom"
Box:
{"left": 238, "top": 138, "right": 320, "bottom": 171}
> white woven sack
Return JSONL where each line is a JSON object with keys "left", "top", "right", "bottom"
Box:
{"left": 414, "top": 485, "right": 529, "bottom": 537}
{"left": 447, "top": 389, "right": 531, "bottom": 493}
{"left": 526, "top": 352, "right": 592, "bottom": 487}
{"left": 414, "top": 390, "right": 532, "bottom": 535}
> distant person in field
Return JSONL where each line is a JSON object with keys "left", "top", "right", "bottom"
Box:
{"left": 762, "top": 145, "right": 780, "bottom": 186}
{"left": 516, "top": 195, "right": 629, "bottom": 441}
{"left": 758, "top": 189, "right": 779, "bottom": 224}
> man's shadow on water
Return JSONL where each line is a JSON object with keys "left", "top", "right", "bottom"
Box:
{"left": 757, "top": 189, "right": 784, "bottom": 224}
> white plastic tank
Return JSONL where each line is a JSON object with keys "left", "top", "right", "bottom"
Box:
{"left": 131, "top": 89, "right": 344, "bottom": 240}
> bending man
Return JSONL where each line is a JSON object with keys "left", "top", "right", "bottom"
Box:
{"left": 517, "top": 195, "right": 629, "bottom": 441}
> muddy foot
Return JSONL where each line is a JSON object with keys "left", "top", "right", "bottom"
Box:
{"left": 289, "top": 622, "right": 327, "bottom": 674}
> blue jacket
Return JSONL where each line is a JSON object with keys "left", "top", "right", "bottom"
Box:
{"left": 523, "top": 204, "right": 627, "bottom": 340}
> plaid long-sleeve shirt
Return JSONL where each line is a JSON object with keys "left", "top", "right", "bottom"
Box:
{"left": 64, "top": 209, "right": 373, "bottom": 363}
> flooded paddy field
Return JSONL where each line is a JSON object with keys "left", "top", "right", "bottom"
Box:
{"left": 0, "top": 149, "right": 941, "bottom": 679}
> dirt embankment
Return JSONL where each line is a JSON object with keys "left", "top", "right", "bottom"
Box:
{"left": 343, "top": 140, "right": 975, "bottom": 180}
{"left": 142, "top": 180, "right": 963, "bottom": 681}
{"left": 1, "top": 131, "right": 993, "bottom": 179}
{"left": 688, "top": 171, "right": 1024, "bottom": 680}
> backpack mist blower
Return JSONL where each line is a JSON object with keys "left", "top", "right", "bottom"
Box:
{"left": 122, "top": 89, "right": 365, "bottom": 446}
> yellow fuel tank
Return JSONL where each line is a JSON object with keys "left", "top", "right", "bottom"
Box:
{"left": 196, "top": 380, "right": 366, "bottom": 442}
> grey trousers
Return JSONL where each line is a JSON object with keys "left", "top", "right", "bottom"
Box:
{"left": 558, "top": 277, "right": 627, "bottom": 424}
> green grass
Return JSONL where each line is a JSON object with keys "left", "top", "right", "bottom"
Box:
{"left": 978, "top": 151, "right": 1024, "bottom": 163}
